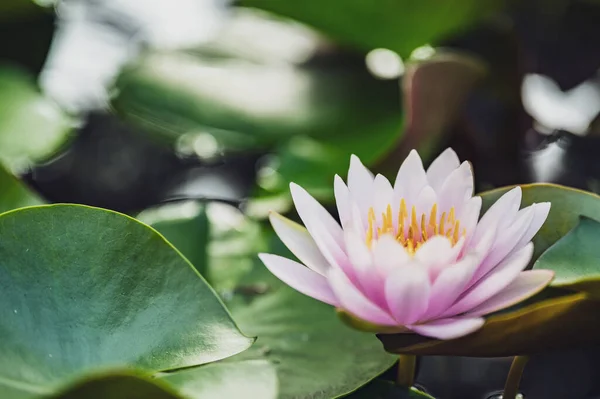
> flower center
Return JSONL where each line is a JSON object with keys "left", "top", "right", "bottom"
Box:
{"left": 366, "top": 199, "right": 465, "bottom": 254}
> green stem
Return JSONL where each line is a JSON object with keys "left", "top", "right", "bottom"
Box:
{"left": 503, "top": 356, "right": 529, "bottom": 399}
{"left": 396, "top": 355, "right": 417, "bottom": 387}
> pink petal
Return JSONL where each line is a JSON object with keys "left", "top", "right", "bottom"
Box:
{"left": 344, "top": 230, "right": 387, "bottom": 309}
{"left": 308, "top": 216, "right": 355, "bottom": 281}
{"left": 415, "top": 236, "right": 464, "bottom": 281}
{"left": 259, "top": 254, "right": 339, "bottom": 306}
{"left": 443, "top": 243, "right": 534, "bottom": 317}
{"left": 422, "top": 254, "right": 479, "bottom": 319}
{"left": 372, "top": 234, "right": 411, "bottom": 274}
{"left": 426, "top": 148, "right": 461, "bottom": 192}
{"left": 334, "top": 175, "right": 353, "bottom": 231}
{"left": 348, "top": 155, "right": 375, "bottom": 223}
{"left": 465, "top": 269, "right": 555, "bottom": 316}
{"left": 290, "top": 183, "right": 343, "bottom": 245}
{"left": 514, "top": 202, "right": 551, "bottom": 251}
{"left": 472, "top": 207, "right": 534, "bottom": 282}
{"left": 394, "top": 150, "right": 428, "bottom": 204}
{"left": 473, "top": 186, "right": 521, "bottom": 246}
{"left": 460, "top": 196, "right": 482, "bottom": 247}
{"left": 436, "top": 161, "right": 473, "bottom": 214}
{"left": 328, "top": 267, "right": 397, "bottom": 326}
{"left": 373, "top": 174, "right": 394, "bottom": 225}
{"left": 269, "top": 212, "right": 330, "bottom": 275}
{"left": 384, "top": 265, "right": 431, "bottom": 324}
{"left": 409, "top": 317, "right": 485, "bottom": 340}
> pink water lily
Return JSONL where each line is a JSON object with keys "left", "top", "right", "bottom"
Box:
{"left": 259, "top": 149, "right": 554, "bottom": 340}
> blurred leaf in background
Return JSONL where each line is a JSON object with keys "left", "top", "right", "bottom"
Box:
{"left": 240, "top": 1, "right": 504, "bottom": 58}
{"left": 0, "top": 67, "right": 73, "bottom": 170}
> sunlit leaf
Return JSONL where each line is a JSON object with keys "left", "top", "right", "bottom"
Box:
{"left": 0, "top": 205, "right": 252, "bottom": 398}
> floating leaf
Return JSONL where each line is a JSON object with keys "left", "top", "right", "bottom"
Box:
{"left": 534, "top": 216, "right": 600, "bottom": 297}
{"left": 161, "top": 359, "right": 277, "bottom": 399}
{"left": 0, "top": 205, "right": 252, "bottom": 398}
{"left": 51, "top": 373, "right": 180, "bottom": 399}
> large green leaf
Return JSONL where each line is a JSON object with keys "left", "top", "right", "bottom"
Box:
{"left": 534, "top": 216, "right": 600, "bottom": 297}
{"left": 378, "top": 184, "right": 600, "bottom": 357}
{"left": 240, "top": 1, "right": 503, "bottom": 57}
{"left": 0, "top": 165, "right": 43, "bottom": 214}
{"left": 0, "top": 67, "right": 73, "bottom": 168}
{"left": 51, "top": 373, "right": 180, "bottom": 399}
{"left": 50, "top": 360, "right": 278, "bottom": 399}
{"left": 480, "top": 183, "right": 600, "bottom": 261}
{"left": 0, "top": 205, "right": 252, "bottom": 398}
{"left": 161, "top": 359, "right": 277, "bottom": 399}
{"left": 205, "top": 206, "right": 396, "bottom": 399}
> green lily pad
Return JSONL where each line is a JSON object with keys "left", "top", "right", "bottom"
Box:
{"left": 50, "top": 359, "right": 278, "bottom": 399}
{"left": 0, "top": 165, "right": 43, "bottom": 214}
{"left": 480, "top": 183, "right": 600, "bottom": 261}
{"left": 534, "top": 216, "right": 600, "bottom": 297}
{"left": 240, "top": 0, "right": 503, "bottom": 57}
{"left": 0, "top": 204, "right": 252, "bottom": 398}
{"left": 51, "top": 373, "right": 180, "bottom": 399}
{"left": 0, "top": 67, "right": 73, "bottom": 168}
{"left": 161, "top": 359, "right": 277, "bottom": 399}
{"left": 204, "top": 206, "right": 396, "bottom": 399}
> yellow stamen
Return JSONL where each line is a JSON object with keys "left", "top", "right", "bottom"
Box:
{"left": 364, "top": 199, "right": 466, "bottom": 257}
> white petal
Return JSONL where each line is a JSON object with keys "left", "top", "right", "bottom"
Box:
{"left": 422, "top": 254, "right": 479, "bottom": 319}
{"left": 394, "top": 150, "right": 427, "bottom": 204}
{"left": 344, "top": 229, "right": 387, "bottom": 308}
{"left": 373, "top": 174, "right": 394, "bottom": 219}
{"left": 473, "top": 186, "right": 521, "bottom": 246}
{"left": 426, "top": 148, "right": 461, "bottom": 192}
{"left": 465, "top": 270, "right": 554, "bottom": 317}
{"left": 472, "top": 207, "right": 534, "bottom": 282}
{"left": 328, "top": 267, "right": 397, "bottom": 326}
{"left": 514, "top": 202, "right": 551, "bottom": 250}
{"left": 385, "top": 266, "right": 431, "bottom": 324}
{"left": 259, "top": 254, "right": 339, "bottom": 306}
{"left": 409, "top": 317, "right": 484, "bottom": 340}
{"left": 460, "top": 196, "right": 482, "bottom": 247}
{"left": 269, "top": 212, "right": 330, "bottom": 275}
{"left": 443, "top": 243, "right": 534, "bottom": 317}
{"left": 372, "top": 234, "right": 411, "bottom": 274}
{"left": 290, "top": 183, "right": 343, "bottom": 245}
{"left": 348, "top": 155, "right": 375, "bottom": 222}
{"left": 436, "top": 161, "right": 473, "bottom": 214}
{"left": 308, "top": 216, "right": 355, "bottom": 281}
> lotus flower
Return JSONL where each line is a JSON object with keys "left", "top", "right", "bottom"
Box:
{"left": 259, "top": 149, "right": 554, "bottom": 340}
